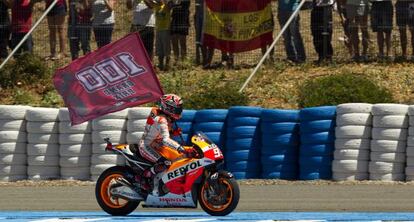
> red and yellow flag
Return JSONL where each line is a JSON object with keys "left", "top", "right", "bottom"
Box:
{"left": 203, "top": 0, "right": 273, "bottom": 53}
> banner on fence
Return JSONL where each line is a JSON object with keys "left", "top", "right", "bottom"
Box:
{"left": 53, "top": 33, "right": 164, "bottom": 125}
{"left": 203, "top": 0, "right": 273, "bottom": 53}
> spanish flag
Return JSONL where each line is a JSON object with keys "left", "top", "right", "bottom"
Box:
{"left": 203, "top": 0, "right": 274, "bottom": 53}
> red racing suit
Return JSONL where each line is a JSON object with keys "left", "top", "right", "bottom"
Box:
{"left": 138, "top": 108, "right": 182, "bottom": 163}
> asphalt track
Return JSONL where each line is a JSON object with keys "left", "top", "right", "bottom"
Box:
{"left": 3, "top": 183, "right": 414, "bottom": 221}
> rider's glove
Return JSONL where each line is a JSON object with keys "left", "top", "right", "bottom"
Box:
{"left": 184, "top": 147, "right": 198, "bottom": 158}
{"left": 172, "top": 127, "right": 182, "bottom": 137}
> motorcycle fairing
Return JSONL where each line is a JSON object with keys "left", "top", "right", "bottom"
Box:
{"left": 144, "top": 191, "right": 196, "bottom": 207}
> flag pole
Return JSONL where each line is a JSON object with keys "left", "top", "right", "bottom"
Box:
{"left": 0, "top": 0, "right": 59, "bottom": 70}
{"left": 239, "top": 0, "right": 306, "bottom": 93}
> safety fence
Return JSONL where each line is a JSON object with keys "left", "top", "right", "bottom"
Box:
{"left": 0, "top": 104, "right": 412, "bottom": 181}
{"left": 4, "top": 1, "right": 414, "bottom": 68}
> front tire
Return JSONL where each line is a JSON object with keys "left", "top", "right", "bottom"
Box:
{"left": 199, "top": 175, "right": 240, "bottom": 216}
{"left": 95, "top": 166, "right": 140, "bottom": 216}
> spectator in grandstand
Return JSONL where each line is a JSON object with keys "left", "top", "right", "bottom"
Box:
{"left": 277, "top": 0, "right": 306, "bottom": 63}
{"left": 127, "top": 0, "right": 155, "bottom": 61}
{"left": 311, "top": 0, "right": 334, "bottom": 63}
{"left": 370, "top": 0, "right": 393, "bottom": 60}
{"left": 170, "top": 0, "right": 190, "bottom": 65}
{"left": 91, "top": 0, "right": 115, "bottom": 48}
{"left": 7, "top": 0, "right": 41, "bottom": 57}
{"left": 45, "top": 0, "right": 67, "bottom": 61}
{"left": 194, "top": 0, "right": 204, "bottom": 65}
{"left": 0, "top": 0, "right": 10, "bottom": 59}
{"left": 68, "top": 0, "right": 92, "bottom": 60}
{"left": 395, "top": 0, "right": 414, "bottom": 60}
{"left": 146, "top": 0, "right": 172, "bottom": 71}
{"left": 346, "top": 0, "right": 369, "bottom": 62}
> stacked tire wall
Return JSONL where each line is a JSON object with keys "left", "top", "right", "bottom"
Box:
{"left": 260, "top": 109, "right": 300, "bottom": 179}
{"left": 26, "top": 108, "right": 60, "bottom": 180}
{"left": 299, "top": 106, "right": 336, "bottom": 180}
{"left": 225, "top": 106, "right": 262, "bottom": 179}
{"left": 0, "top": 105, "right": 29, "bottom": 181}
{"left": 58, "top": 108, "right": 92, "bottom": 180}
{"left": 406, "top": 106, "right": 414, "bottom": 181}
{"left": 369, "top": 104, "right": 408, "bottom": 181}
{"left": 6, "top": 104, "right": 414, "bottom": 181}
{"left": 333, "top": 103, "right": 372, "bottom": 181}
{"left": 91, "top": 110, "right": 127, "bottom": 181}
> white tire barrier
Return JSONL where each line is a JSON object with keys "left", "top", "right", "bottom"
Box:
{"left": 0, "top": 120, "right": 26, "bottom": 131}
{"left": 0, "top": 154, "right": 27, "bottom": 165}
{"left": 27, "top": 144, "right": 59, "bottom": 156}
{"left": 372, "top": 104, "right": 409, "bottom": 116}
{"left": 371, "top": 128, "right": 408, "bottom": 141}
{"left": 369, "top": 173, "right": 405, "bottom": 181}
{"left": 336, "top": 103, "right": 373, "bottom": 114}
{"left": 332, "top": 172, "right": 369, "bottom": 181}
{"left": 369, "top": 162, "right": 405, "bottom": 173}
{"left": 26, "top": 108, "right": 59, "bottom": 122}
{"left": 59, "top": 144, "right": 91, "bottom": 157}
{"left": 59, "top": 134, "right": 92, "bottom": 145}
{"left": 334, "top": 149, "right": 370, "bottom": 160}
{"left": 92, "top": 131, "right": 126, "bottom": 144}
{"left": 0, "top": 164, "right": 27, "bottom": 175}
{"left": 128, "top": 108, "right": 151, "bottom": 120}
{"left": 27, "top": 155, "right": 59, "bottom": 166}
{"left": 370, "top": 140, "right": 406, "bottom": 153}
{"left": 336, "top": 113, "right": 372, "bottom": 126}
{"left": 27, "top": 166, "right": 59, "bottom": 180}
{"left": 59, "top": 156, "right": 90, "bottom": 167}
{"left": 332, "top": 160, "right": 369, "bottom": 172}
{"left": 0, "top": 143, "right": 26, "bottom": 154}
{"left": 92, "top": 119, "right": 127, "bottom": 131}
{"left": 127, "top": 132, "right": 144, "bottom": 144}
{"left": 58, "top": 121, "right": 91, "bottom": 134}
{"left": 334, "top": 139, "right": 370, "bottom": 150}
{"left": 370, "top": 152, "right": 406, "bottom": 163}
{"left": 26, "top": 121, "right": 58, "bottom": 133}
{"left": 335, "top": 126, "right": 371, "bottom": 139}
{"left": 60, "top": 167, "right": 90, "bottom": 180}
{"left": 127, "top": 119, "right": 147, "bottom": 132}
{"left": 27, "top": 133, "right": 59, "bottom": 144}
{"left": 373, "top": 115, "right": 408, "bottom": 128}
{"left": 0, "top": 105, "right": 29, "bottom": 120}
{"left": 0, "top": 131, "right": 27, "bottom": 143}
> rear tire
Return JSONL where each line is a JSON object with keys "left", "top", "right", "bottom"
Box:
{"left": 95, "top": 166, "right": 139, "bottom": 216}
{"left": 199, "top": 174, "right": 240, "bottom": 216}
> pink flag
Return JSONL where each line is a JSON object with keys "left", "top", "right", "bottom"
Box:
{"left": 53, "top": 33, "right": 164, "bottom": 125}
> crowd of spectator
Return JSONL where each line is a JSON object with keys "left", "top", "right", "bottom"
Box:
{"left": 1, "top": 0, "right": 414, "bottom": 70}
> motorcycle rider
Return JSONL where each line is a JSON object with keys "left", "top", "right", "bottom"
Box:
{"left": 135, "top": 94, "right": 198, "bottom": 188}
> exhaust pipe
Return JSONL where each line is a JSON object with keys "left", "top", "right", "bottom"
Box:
{"left": 110, "top": 185, "right": 144, "bottom": 201}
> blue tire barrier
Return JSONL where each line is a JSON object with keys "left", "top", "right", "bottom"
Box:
{"left": 225, "top": 149, "right": 260, "bottom": 161}
{"left": 261, "top": 154, "right": 297, "bottom": 164}
{"left": 261, "top": 109, "right": 300, "bottom": 123}
{"left": 300, "top": 144, "right": 334, "bottom": 156}
{"left": 180, "top": 110, "right": 197, "bottom": 122}
{"left": 194, "top": 109, "right": 228, "bottom": 122}
{"left": 300, "top": 131, "right": 335, "bottom": 145}
{"left": 226, "top": 138, "right": 260, "bottom": 151}
{"left": 227, "top": 126, "right": 259, "bottom": 139}
{"left": 299, "top": 106, "right": 337, "bottom": 121}
{"left": 261, "top": 133, "right": 300, "bottom": 147}
{"left": 175, "top": 122, "right": 193, "bottom": 133}
{"left": 227, "top": 117, "right": 261, "bottom": 127}
{"left": 300, "top": 120, "right": 335, "bottom": 133}
{"left": 261, "top": 145, "right": 298, "bottom": 155}
{"left": 193, "top": 122, "right": 225, "bottom": 132}
{"left": 299, "top": 155, "right": 333, "bottom": 166}
{"left": 228, "top": 106, "right": 263, "bottom": 117}
{"left": 261, "top": 163, "right": 298, "bottom": 172}
{"left": 261, "top": 171, "right": 297, "bottom": 180}
{"left": 299, "top": 171, "right": 332, "bottom": 180}
{"left": 261, "top": 122, "right": 300, "bottom": 134}
{"left": 231, "top": 171, "right": 261, "bottom": 179}
{"left": 225, "top": 161, "right": 261, "bottom": 171}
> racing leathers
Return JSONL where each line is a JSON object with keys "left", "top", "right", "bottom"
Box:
{"left": 137, "top": 108, "right": 182, "bottom": 175}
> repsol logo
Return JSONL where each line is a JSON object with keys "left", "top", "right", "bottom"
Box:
{"left": 167, "top": 161, "right": 202, "bottom": 180}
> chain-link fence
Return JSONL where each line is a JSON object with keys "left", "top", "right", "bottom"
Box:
{"left": 1, "top": 1, "right": 412, "bottom": 68}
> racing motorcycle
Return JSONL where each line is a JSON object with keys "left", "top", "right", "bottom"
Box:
{"left": 95, "top": 132, "right": 240, "bottom": 216}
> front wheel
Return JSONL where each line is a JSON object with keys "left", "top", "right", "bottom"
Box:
{"left": 95, "top": 166, "right": 140, "bottom": 216}
{"left": 198, "top": 174, "right": 240, "bottom": 216}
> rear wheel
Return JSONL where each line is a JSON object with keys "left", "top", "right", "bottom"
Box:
{"left": 95, "top": 166, "right": 140, "bottom": 216}
{"left": 199, "top": 174, "right": 240, "bottom": 216}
